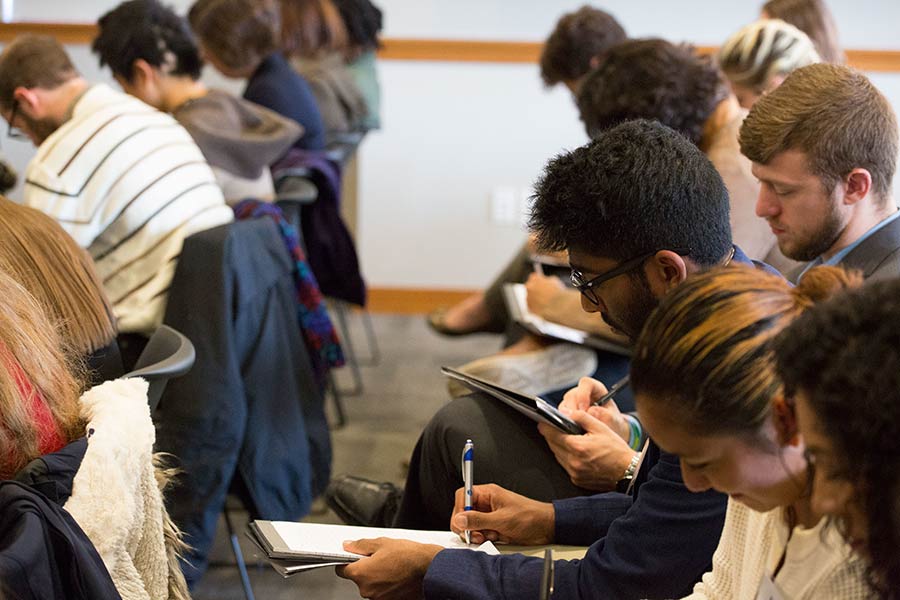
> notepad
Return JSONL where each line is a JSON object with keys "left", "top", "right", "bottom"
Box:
{"left": 503, "top": 283, "right": 630, "bottom": 356}
{"left": 248, "top": 520, "right": 499, "bottom": 577}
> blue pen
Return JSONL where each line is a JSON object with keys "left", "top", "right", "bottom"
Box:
{"left": 462, "top": 439, "right": 474, "bottom": 544}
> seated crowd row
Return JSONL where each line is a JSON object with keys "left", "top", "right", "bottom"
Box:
{"left": 0, "top": 1, "right": 899, "bottom": 600}
{"left": 329, "top": 3, "right": 900, "bottom": 600}
{"left": 0, "top": 0, "right": 381, "bottom": 596}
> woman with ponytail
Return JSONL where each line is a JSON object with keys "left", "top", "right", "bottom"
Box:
{"left": 630, "top": 264, "right": 871, "bottom": 598}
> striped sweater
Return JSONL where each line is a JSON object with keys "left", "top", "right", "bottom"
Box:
{"left": 24, "top": 84, "right": 233, "bottom": 334}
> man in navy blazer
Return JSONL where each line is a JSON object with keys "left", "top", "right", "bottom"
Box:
{"left": 337, "top": 120, "right": 780, "bottom": 599}
{"left": 739, "top": 63, "right": 900, "bottom": 284}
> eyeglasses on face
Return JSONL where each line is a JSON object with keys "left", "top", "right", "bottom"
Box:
{"left": 570, "top": 248, "right": 691, "bottom": 306}
{"left": 6, "top": 101, "right": 27, "bottom": 141}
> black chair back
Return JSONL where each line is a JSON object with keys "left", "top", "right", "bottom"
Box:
{"left": 125, "top": 325, "right": 195, "bottom": 412}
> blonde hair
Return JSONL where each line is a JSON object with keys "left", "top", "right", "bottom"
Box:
{"left": 0, "top": 199, "right": 116, "bottom": 355}
{"left": 0, "top": 271, "right": 84, "bottom": 478}
{"left": 719, "top": 19, "right": 819, "bottom": 92}
{"left": 631, "top": 265, "right": 861, "bottom": 435}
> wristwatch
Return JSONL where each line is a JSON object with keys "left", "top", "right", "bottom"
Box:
{"left": 615, "top": 452, "right": 642, "bottom": 494}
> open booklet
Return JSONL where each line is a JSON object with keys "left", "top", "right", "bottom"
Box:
{"left": 441, "top": 366, "right": 585, "bottom": 434}
{"left": 503, "top": 283, "right": 630, "bottom": 356}
{"left": 248, "top": 520, "right": 499, "bottom": 577}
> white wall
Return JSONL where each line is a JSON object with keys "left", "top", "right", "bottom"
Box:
{"left": 4, "top": 1, "right": 900, "bottom": 289}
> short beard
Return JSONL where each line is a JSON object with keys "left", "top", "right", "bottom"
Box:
{"left": 19, "top": 111, "right": 61, "bottom": 146}
{"left": 787, "top": 195, "right": 846, "bottom": 262}
{"left": 602, "top": 271, "right": 659, "bottom": 340}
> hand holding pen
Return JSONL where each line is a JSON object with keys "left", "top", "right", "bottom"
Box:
{"left": 461, "top": 439, "right": 474, "bottom": 545}
{"left": 591, "top": 375, "right": 630, "bottom": 407}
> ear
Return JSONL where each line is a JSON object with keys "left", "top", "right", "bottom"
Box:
{"left": 842, "top": 168, "right": 873, "bottom": 206}
{"left": 588, "top": 55, "right": 601, "bottom": 70}
{"left": 645, "top": 250, "right": 688, "bottom": 294}
{"left": 132, "top": 58, "right": 158, "bottom": 86}
{"left": 772, "top": 394, "right": 801, "bottom": 446}
{"left": 12, "top": 87, "right": 40, "bottom": 116}
{"left": 764, "top": 73, "right": 786, "bottom": 93}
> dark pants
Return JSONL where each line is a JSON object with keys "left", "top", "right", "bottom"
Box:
{"left": 392, "top": 346, "right": 632, "bottom": 531}
{"left": 393, "top": 392, "right": 589, "bottom": 530}
{"left": 481, "top": 243, "right": 533, "bottom": 333}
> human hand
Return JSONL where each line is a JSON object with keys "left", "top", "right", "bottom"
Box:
{"left": 524, "top": 272, "right": 566, "bottom": 317}
{"left": 559, "top": 378, "right": 631, "bottom": 443}
{"left": 449, "top": 483, "right": 554, "bottom": 546}
{"left": 538, "top": 409, "right": 637, "bottom": 491}
{"left": 336, "top": 538, "right": 442, "bottom": 600}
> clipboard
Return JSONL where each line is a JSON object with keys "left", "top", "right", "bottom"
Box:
{"left": 441, "top": 366, "right": 584, "bottom": 434}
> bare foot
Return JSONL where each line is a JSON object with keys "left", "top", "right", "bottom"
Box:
{"left": 438, "top": 293, "right": 493, "bottom": 332}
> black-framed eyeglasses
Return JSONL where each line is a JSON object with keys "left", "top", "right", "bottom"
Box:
{"left": 570, "top": 248, "right": 691, "bottom": 306}
{"left": 6, "top": 101, "right": 27, "bottom": 141}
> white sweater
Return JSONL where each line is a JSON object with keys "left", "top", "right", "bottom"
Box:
{"left": 24, "top": 84, "right": 233, "bottom": 334}
{"left": 682, "top": 498, "right": 870, "bottom": 599}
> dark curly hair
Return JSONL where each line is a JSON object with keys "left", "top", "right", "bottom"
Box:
{"left": 528, "top": 119, "right": 731, "bottom": 266}
{"left": 94, "top": 0, "right": 203, "bottom": 82}
{"left": 331, "top": 0, "right": 382, "bottom": 58}
{"left": 774, "top": 278, "right": 900, "bottom": 599}
{"left": 539, "top": 5, "right": 626, "bottom": 87}
{"left": 576, "top": 38, "right": 729, "bottom": 144}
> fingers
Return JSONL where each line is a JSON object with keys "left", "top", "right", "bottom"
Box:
{"left": 450, "top": 510, "right": 505, "bottom": 543}
{"left": 568, "top": 409, "right": 614, "bottom": 435}
{"left": 452, "top": 483, "right": 501, "bottom": 521}
{"left": 560, "top": 377, "right": 608, "bottom": 412}
{"left": 538, "top": 421, "right": 567, "bottom": 443}
{"left": 343, "top": 538, "right": 382, "bottom": 556}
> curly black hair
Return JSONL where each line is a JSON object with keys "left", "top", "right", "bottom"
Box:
{"left": 577, "top": 38, "right": 729, "bottom": 144}
{"left": 332, "top": 0, "right": 383, "bottom": 55}
{"left": 528, "top": 119, "right": 732, "bottom": 266}
{"left": 775, "top": 278, "right": 900, "bottom": 599}
{"left": 93, "top": 0, "right": 202, "bottom": 82}
{"left": 539, "top": 5, "right": 626, "bottom": 87}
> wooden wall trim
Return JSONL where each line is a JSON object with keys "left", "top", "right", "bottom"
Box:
{"left": 379, "top": 38, "right": 542, "bottom": 63}
{"left": 366, "top": 288, "right": 477, "bottom": 314}
{"left": 0, "top": 22, "right": 96, "bottom": 45}
{"left": 2, "top": 23, "right": 900, "bottom": 72}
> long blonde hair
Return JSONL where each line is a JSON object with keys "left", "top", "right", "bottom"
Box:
{"left": 0, "top": 271, "right": 84, "bottom": 477}
{"left": 0, "top": 199, "right": 116, "bottom": 355}
{"left": 631, "top": 265, "right": 861, "bottom": 435}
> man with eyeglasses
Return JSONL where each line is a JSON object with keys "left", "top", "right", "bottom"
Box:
{"left": 0, "top": 35, "right": 232, "bottom": 338}
{"left": 337, "top": 120, "right": 780, "bottom": 600}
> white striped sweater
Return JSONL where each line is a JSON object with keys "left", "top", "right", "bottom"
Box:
{"left": 24, "top": 84, "right": 233, "bottom": 334}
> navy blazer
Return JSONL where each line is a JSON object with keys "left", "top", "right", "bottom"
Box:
{"left": 422, "top": 246, "right": 778, "bottom": 600}
{"left": 244, "top": 53, "right": 327, "bottom": 152}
